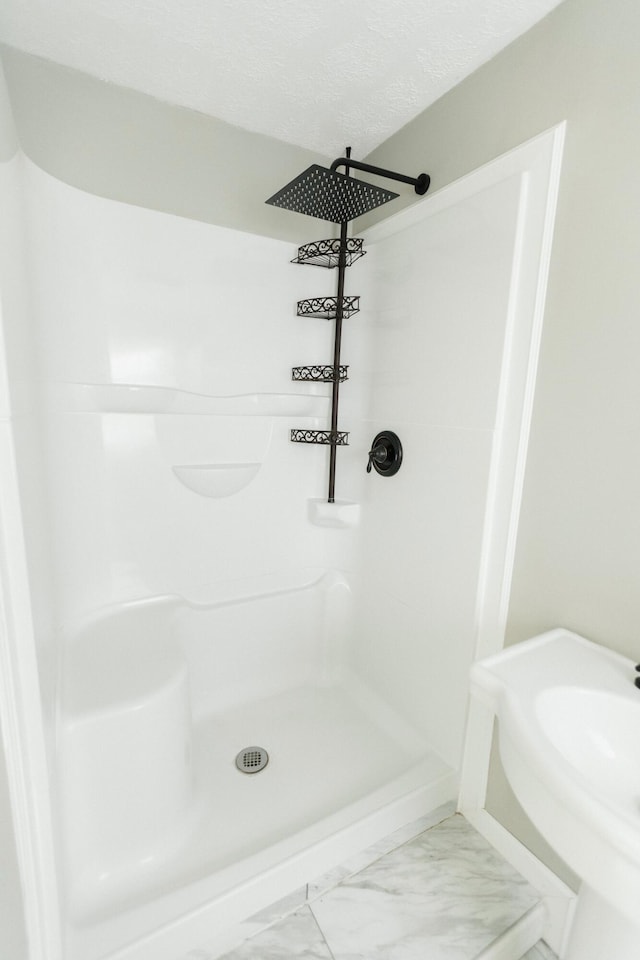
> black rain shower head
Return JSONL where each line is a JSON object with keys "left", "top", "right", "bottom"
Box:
{"left": 266, "top": 155, "right": 430, "bottom": 224}
{"left": 265, "top": 164, "right": 398, "bottom": 223}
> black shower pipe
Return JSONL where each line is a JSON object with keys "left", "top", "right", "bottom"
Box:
{"left": 330, "top": 157, "right": 430, "bottom": 195}
{"left": 327, "top": 152, "right": 429, "bottom": 502}
{"left": 327, "top": 151, "right": 351, "bottom": 503}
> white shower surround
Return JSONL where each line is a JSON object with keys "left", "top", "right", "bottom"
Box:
{"left": 0, "top": 125, "right": 565, "bottom": 960}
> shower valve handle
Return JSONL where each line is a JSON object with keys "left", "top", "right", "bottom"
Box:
{"left": 366, "top": 431, "right": 403, "bottom": 477}
{"left": 366, "top": 444, "right": 387, "bottom": 474}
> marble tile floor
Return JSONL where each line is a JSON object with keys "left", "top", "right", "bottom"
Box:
{"left": 521, "top": 946, "right": 557, "bottom": 960}
{"left": 217, "top": 805, "right": 559, "bottom": 960}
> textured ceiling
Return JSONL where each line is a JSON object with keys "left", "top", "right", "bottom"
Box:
{"left": 0, "top": 0, "right": 564, "bottom": 156}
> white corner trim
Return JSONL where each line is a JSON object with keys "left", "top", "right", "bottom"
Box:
{"left": 457, "top": 121, "right": 566, "bottom": 820}
{"left": 474, "top": 902, "right": 546, "bottom": 960}
{"left": 457, "top": 697, "right": 495, "bottom": 815}
{"left": 453, "top": 123, "right": 572, "bottom": 956}
{"left": 0, "top": 420, "right": 62, "bottom": 960}
{"left": 471, "top": 121, "right": 566, "bottom": 664}
{"left": 463, "top": 807, "right": 576, "bottom": 957}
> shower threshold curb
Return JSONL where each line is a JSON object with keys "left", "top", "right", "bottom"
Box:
{"left": 214, "top": 814, "right": 549, "bottom": 960}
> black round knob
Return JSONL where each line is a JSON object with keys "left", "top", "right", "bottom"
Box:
{"left": 415, "top": 173, "right": 431, "bottom": 196}
{"left": 366, "top": 431, "right": 403, "bottom": 477}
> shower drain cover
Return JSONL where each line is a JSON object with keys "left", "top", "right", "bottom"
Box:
{"left": 235, "top": 746, "right": 269, "bottom": 774}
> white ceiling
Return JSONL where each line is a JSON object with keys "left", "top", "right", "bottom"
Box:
{"left": 0, "top": 0, "right": 564, "bottom": 157}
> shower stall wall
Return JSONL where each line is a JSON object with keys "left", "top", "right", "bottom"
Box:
{"left": 0, "top": 66, "right": 61, "bottom": 960}
{"left": 24, "top": 162, "right": 456, "bottom": 960}
{"left": 0, "top": 62, "right": 564, "bottom": 960}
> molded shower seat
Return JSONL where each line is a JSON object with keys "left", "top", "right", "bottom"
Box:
{"left": 59, "top": 599, "right": 193, "bottom": 908}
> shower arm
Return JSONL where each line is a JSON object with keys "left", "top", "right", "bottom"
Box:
{"left": 330, "top": 158, "right": 430, "bottom": 195}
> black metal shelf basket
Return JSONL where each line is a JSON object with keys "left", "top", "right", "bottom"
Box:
{"left": 292, "top": 365, "right": 349, "bottom": 383}
{"left": 290, "top": 429, "right": 349, "bottom": 446}
{"left": 297, "top": 296, "right": 360, "bottom": 320}
{"left": 291, "top": 238, "right": 366, "bottom": 269}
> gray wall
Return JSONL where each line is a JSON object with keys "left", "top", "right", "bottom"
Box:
{"left": 0, "top": 44, "right": 330, "bottom": 244}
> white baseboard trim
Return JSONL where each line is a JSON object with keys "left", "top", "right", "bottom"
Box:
{"left": 474, "top": 902, "right": 545, "bottom": 960}
{"left": 462, "top": 807, "right": 575, "bottom": 957}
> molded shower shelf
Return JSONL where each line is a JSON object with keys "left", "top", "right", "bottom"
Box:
{"left": 291, "top": 429, "right": 349, "bottom": 446}
{"left": 291, "top": 238, "right": 366, "bottom": 269}
{"left": 308, "top": 498, "right": 360, "bottom": 529}
{"left": 172, "top": 463, "right": 261, "bottom": 498}
{"left": 296, "top": 296, "right": 360, "bottom": 320}
{"left": 45, "top": 383, "right": 330, "bottom": 418}
{"left": 292, "top": 365, "right": 349, "bottom": 383}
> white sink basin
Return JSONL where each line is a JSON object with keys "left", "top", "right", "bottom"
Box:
{"left": 471, "top": 629, "right": 640, "bottom": 960}
{"left": 537, "top": 686, "right": 640, "bottom": 821}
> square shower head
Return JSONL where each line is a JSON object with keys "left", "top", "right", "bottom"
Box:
{"left": 266, "top": 164, "right": 399, "bottom": 223}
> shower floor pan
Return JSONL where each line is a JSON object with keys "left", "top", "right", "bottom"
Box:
{"left": 60, "top": 574, "right": 457, "bottom": 960}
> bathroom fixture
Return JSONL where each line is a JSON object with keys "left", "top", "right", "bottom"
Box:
{"left": 367, "top": 430, "right": 403, "bottom": 477}
{"left": 266, "top": 158, "right": 429, "bottom": 224}
{"left": 270, "top": 148, "right": 429, "bottom": 501}
{"left": 292, "top": 365, "right": 349, "bottom": 384}
{"left": 266, "top": 163, "right": 397, "bottom": 223}
{"left": 288, "top": 201, "right": 358, "bottom": 502}
{"left": 471, "top": 629, "right": 640, "bottom": 960}
{"left": 290, "top": 428, "right": 349, "bottom": 445}
{"left": 296, "top": 295, "right": 360, "bottom": 319}
{"left": 291, "top": 237, "right": 366, "bottom": 268}
{"left": 330, "top": 155, "right": 429, "bottom": 191}
{"left": 235, "top": 746, "right": 269, "bottom": 774}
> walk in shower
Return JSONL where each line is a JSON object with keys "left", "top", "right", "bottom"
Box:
{"left": 0, "top": 53, "right": 563, "bottom": 960}
{"left": 268, "top": 148, "right": 429, "bottom": 502}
